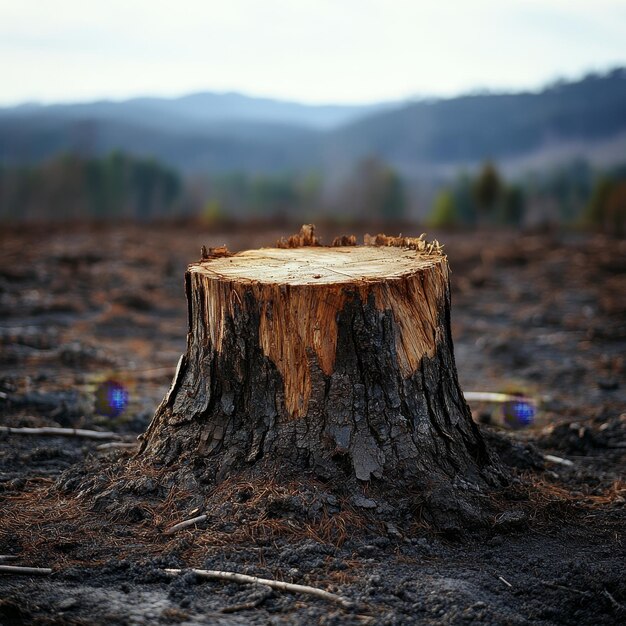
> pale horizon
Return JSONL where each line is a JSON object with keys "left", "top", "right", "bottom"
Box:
{"left": 1, "top": 0, "right": 625, "bottom": 107}
{"left": 2, "top": 64, "right": 623, "bottom": 110}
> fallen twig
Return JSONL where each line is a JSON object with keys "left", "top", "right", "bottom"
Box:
{"left": 0, "top": 426, "right": 121, "bottom": 441}
{"left": 96, "top": 442, "right": 138, "bottom": 451}
{"left": 164, "top": 568, "right": 354, "bottom": 609}
{"left": 544, "top": 454, "right": 574, "bottom": 467}
{"left": 498, "top": 575, "right": 513, "bottom": 588}
{"left": 0, "top": 565, "right": 52, "bottom": 575}
{"left": 464, "top": 391, "right": 534, "bottom": 403}
{"left": 604, "top": 589, "right": 624, "bottom": 612}
{"left": 542, "top": 580, "right": 589, "bottom": 595}
{"left": 220, "top": 586, "right": 273, "bottom": 613}
{"left": 163, "top": 514, "right": 208, "bottom": 535}
{"left": 0, "top": 555, "right": 18, "bottom": 562}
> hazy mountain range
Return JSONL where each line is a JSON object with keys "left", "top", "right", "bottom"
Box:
{"left": 1, "top": 68, "right": 625, "bottom": 178}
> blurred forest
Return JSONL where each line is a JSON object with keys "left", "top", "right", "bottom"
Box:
{"left": 1, "top": 68, "right": 625, "bottom": 234}
{"left": 0, "top": 153, "right": 181, "bottom": 221}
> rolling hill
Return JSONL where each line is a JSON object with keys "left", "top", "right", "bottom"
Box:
{"left": 1, "top": 69, "right": 625, "bottom": 176}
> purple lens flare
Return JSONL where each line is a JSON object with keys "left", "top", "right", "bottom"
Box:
{"left": 95, "top": 380, "right": 129, "bottom": 417}
{"left": 502, "top": 399, "right": 535, "bottom": 428}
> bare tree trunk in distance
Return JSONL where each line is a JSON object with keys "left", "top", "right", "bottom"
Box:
{"left": 138, "top": 226, "right": 503, "bottom": 530}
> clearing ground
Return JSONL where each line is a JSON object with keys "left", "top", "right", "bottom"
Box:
{"left": 0, "top": 222, "right": 624, "bottom": 625}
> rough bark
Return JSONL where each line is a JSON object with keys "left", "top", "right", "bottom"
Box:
{"left": 138, "top": 228, "right": 502, "bottom": 525}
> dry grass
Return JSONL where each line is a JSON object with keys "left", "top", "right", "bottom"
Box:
{"left": 2, "top": 454, "right": 622, "bottom": 572}
{"left": 323, "top": 558, "right": 364, "bottom": 586}
{"left": 581, "top": 479, "right": 626, "bottom": 508}
{"left": 524, "top": 475, "right": 625, "bottom": 510}
{"left": 489, "top": 473, "right": 626, "bottom": 528}
{"left": 0, "top": 460, "right": 378, "bottom": 570}
{"left": 181, "top": 474, "right": 377, "bottom": 555}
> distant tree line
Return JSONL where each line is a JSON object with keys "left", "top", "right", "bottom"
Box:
{"left": 171, "top": 155, "right": 407, "bottom": 223}
{"left": 427, "top": 160, "right": 626, "bottom": 235}
{"left": 339, "top": 157, "right": 406, "bottom": 221}
{"left": 0, "top": 152, "right": 329, "bottom": 222}
{"left": 428, "top": 163, "right": 526, "bottom": 228}
{"left": 0, "top": 151, "right": 624, "bottom": 235}
{"left": 188, "top": 171, "right": 323, "bottom": 222}
{"left": 0, "top": 152, "right": 182, "bottom": 221}
{"left": 583, "top": 165, "right": 626, "bottom": 237}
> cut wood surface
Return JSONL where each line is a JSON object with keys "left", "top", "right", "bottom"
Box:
{"left": 193, "top": 245, "right": 440, "bottom": 285}
{"left": 190, "top": 244, "right": 447, "bottom": 417}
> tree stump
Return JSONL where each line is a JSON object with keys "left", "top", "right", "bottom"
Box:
{"left": 139, "top": 227, "right": 502, "bottom": 527}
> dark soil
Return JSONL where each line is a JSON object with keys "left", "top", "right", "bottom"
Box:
{"left": 0, "top": 222, "right": 624, "bottom": 625}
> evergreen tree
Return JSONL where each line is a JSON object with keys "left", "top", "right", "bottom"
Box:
{"left": 473, "top": 161, "right": 502, "bottom": 224}
{"left": 428, "top": 190, "right": 458, "bottom": 228}
{"left": 500, "top": 185, "right": 525, "bottom": 226}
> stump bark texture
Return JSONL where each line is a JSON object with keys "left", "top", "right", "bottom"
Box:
{"left": 139, "top": 230, "right": 498, "bottom": 501}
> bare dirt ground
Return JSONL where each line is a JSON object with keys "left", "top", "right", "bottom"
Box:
{"left": 0, "top": 222, "right": 624, "bottom": 625}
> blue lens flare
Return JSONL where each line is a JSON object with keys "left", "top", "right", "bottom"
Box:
{"left": 95, "top": 380, "right": 129, "bottom": 417}
{"left": 502, "top": 400, "right": 535, "bottom": 428}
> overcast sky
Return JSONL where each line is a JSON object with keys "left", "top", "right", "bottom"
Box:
{"left": 1, "top": 0, "right": 625, "bottom": 106}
